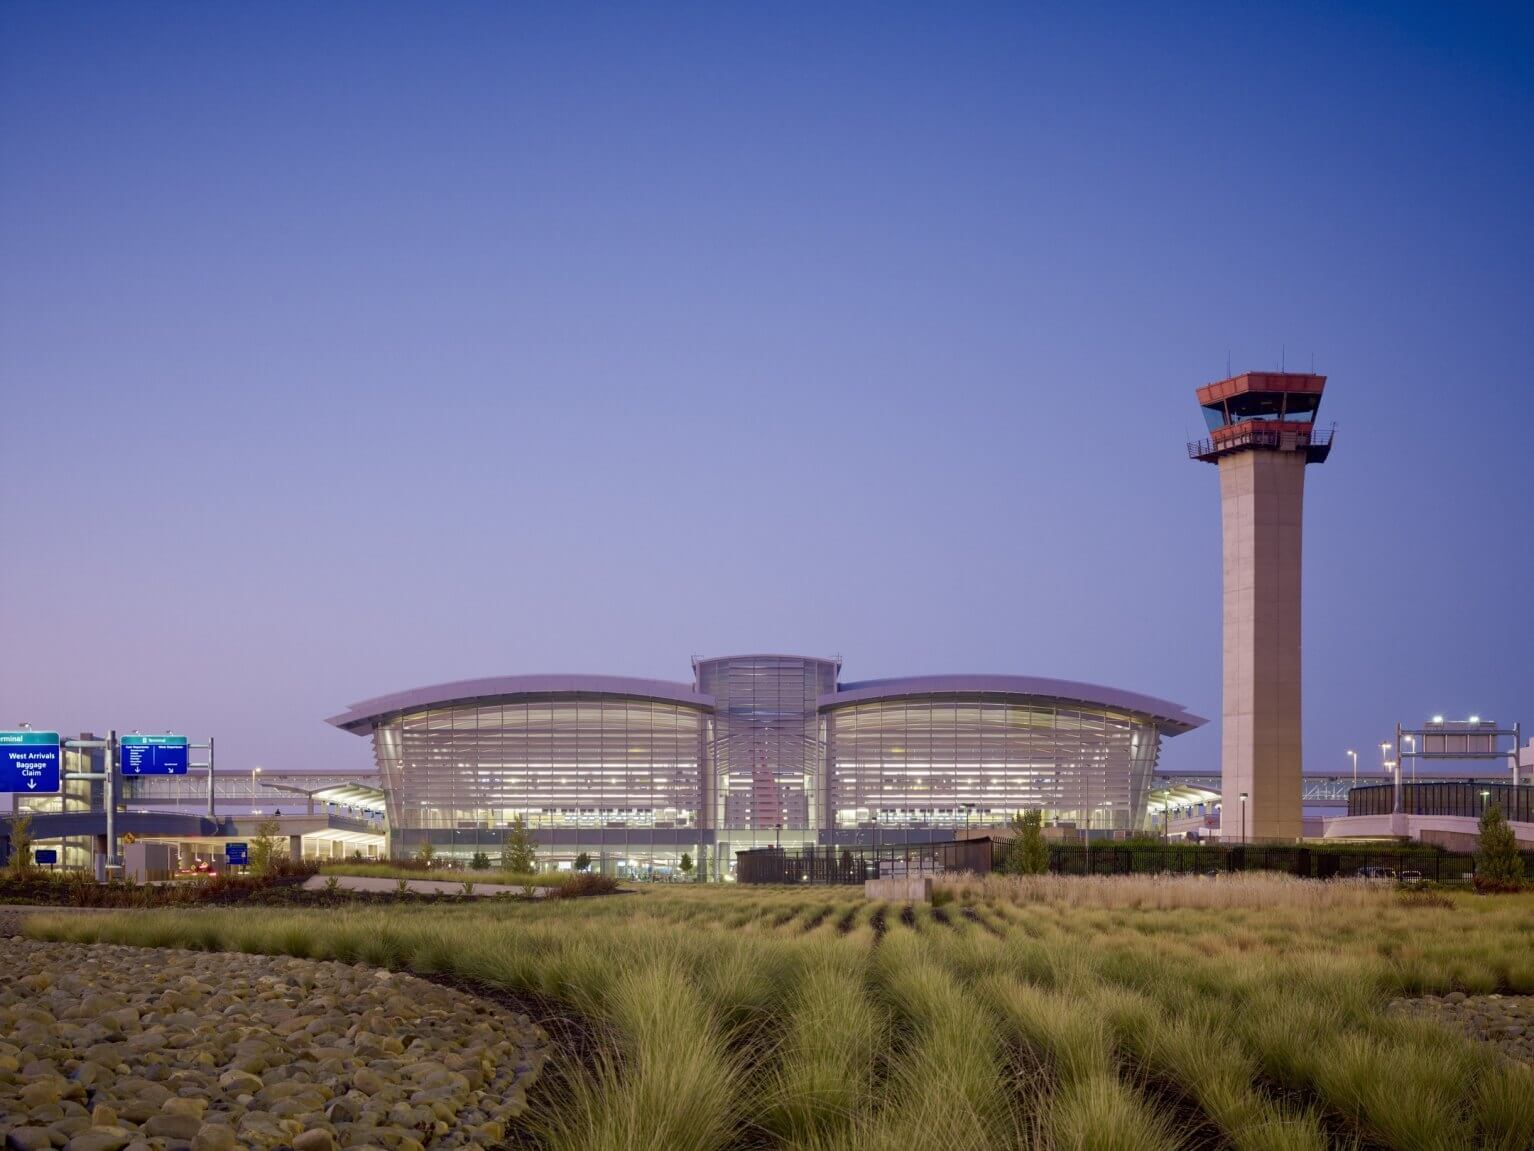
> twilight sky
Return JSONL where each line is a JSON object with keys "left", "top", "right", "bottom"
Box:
{"left": 2, "top": 2, "right": 1531, "bottom": 778}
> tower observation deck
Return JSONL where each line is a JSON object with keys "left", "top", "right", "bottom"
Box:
{"left": 1190, "top": 372, "right": 1334, "bottom": 842}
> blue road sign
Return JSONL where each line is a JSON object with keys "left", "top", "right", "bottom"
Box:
{"left": 225, "top": 843, "right": 249, "bottom": 865}
{"left": 35, "top": 849, "right": 58, "bottom": 865}
{"left": 120, "top": 734, "right": 190, "bottom": 775}
{"left": 0, "top": 731, "right": 61, "bottom": 794}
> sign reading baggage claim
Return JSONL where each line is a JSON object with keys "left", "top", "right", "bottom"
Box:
{"left": 0, "top": 731, "right": 62, "bottom": 793}
{"left": 120, "top": 734, "right": 190, "bottom": 775}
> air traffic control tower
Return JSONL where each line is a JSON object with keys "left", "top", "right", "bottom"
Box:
{"left": 1190, "top": 372, "right": 1333, "bottom": 842}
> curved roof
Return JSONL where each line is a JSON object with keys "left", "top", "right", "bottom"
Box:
{"left": 821, "top": 675, "right": 1206, "bottom": 736}
{"left": 327, "top": 674, "right": 714, "bottom": 734}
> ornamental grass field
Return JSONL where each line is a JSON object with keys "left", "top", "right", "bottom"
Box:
{"left": 26, "top": 874, "right": 1534, "bottom": 1151}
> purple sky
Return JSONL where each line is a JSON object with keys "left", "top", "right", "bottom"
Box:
{"left": 3, "top": 2, "right": 1531, "bottom": 778}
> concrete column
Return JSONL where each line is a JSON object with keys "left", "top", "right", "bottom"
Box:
{"left": 1218, "top": 450, "right": 1306, "bottom": 841}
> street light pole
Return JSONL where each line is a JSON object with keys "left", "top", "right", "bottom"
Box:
{"left": 1348, "top": 749, "right": 1357, "bottom": 786}
{"left": 1239, "top": 792, "right": 1248, "bottom": 845}
{"left": 251, "top": 766, "right": 262, "bottom": 813}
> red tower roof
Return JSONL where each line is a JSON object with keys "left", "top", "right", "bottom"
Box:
{"left": 1196, "top": 371, "right": 1326, "bottom": 409}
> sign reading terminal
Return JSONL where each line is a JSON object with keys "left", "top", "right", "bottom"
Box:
{"left": 120, "top": 734, "right": 190, "bottom": 775}
{"left": 0, "top": 731, "right": 62, "bottom": 793}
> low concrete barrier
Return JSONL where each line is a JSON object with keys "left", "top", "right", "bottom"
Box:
{"left": 864, "top": 876, "right": 933, "bottom": 903}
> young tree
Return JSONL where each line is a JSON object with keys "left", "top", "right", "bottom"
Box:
{"left": 1476, "top": 802, "right": 1525, "bottom": 889}
{"left": 501, "top": 815, "right": 537, "bottom": 875}
{"left": 1018, "top": 809, "right": 1050, "bottom": 874}
{"left": 416, "top": 839, "right": 436, "bottom": 867}
{"left": 1004, "top": 810, "right": 1049, "bottom": 875}
{"left": 248, "top": 817, "right": 285, "bottom": 878}
{"left": 574, "top": 851, "right": 591, "bottom": 872}
{"left": 470, "top": 851, "right": 490, "bottom": 871}
{"left": 7, "top": 812, "right": 34, "bottom": 878}
{"left": 679, "top": 852, "right": 693, "bottom": 879}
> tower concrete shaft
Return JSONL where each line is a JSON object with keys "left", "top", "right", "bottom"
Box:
{"left": 1191, "top": 372, "right": 1333, "bottom": 843}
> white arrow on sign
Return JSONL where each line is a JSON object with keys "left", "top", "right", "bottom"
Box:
{"left": 27, "top": 780, "right": 37, "bottom": 789}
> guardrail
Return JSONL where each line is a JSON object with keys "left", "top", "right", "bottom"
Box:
{"left": 1188, "top": 422, "right": 1335, "bottom": 459}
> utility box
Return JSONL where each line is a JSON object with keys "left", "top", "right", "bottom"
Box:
{"left": 125, "top": 841, "right": 176, "bottom": 883}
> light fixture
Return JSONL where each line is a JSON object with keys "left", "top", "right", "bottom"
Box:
{"left": 1470, "top": 715, "right": 1481, "bottom": 724}
{"left": 1432, "top": 715, "right": 1444, "bottom": 724}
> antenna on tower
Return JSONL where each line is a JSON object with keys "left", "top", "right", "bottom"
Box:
{"left": 1226, "top": 349, "right": 1231, "bottom": 377}
{"left": 1282, "top": 345, "right": 1286, "bottom": 372}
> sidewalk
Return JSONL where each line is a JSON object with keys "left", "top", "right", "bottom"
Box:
{"left": 302, "top": 874, "right": 552, "bottom": 898}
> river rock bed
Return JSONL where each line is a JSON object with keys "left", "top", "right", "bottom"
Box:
{"left": 1387, "top": 991, "right": 1534, "bottom": 1065}
{"left": 0, "top": 937, "right": 547, "bottom": 1151}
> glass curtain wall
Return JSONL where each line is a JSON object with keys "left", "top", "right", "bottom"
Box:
{"left": 825, "top": 697, "right": 1161, "bottom": 835}
{"left": 694, "top": 656, "right": 838, "bottom": 847}
{"left": 372, "top": 695, "right": 706, "bottom": 862}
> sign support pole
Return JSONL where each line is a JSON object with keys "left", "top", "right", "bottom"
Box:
{"left": 207, "top": 736, "right": 216, "bottom": 817}
{"left": 105, "top": 729, "right": 117, "bottom": 873}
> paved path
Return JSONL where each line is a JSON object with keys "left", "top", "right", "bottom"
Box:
{"left": 303, "top": 874, "right": 552, "bottom": 898}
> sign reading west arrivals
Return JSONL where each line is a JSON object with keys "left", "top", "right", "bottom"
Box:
{"left": 120, "top": 734, "right": 190, "bottom": 775}
{"left": 0, "top": 731, "right": 61, "bottom": 793}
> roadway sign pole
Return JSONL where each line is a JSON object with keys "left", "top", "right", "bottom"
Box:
{"left": 208, "top": 736, "right": 216, "bottom": 817}
{"left": 106, "top": 730, "right": 117, "bottom": 873}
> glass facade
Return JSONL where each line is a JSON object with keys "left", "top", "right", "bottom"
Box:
{"left": 373, "top": 694, "right": 706, "bottom": 852}
{"left": 695, "top": 655, "right": 838, "bottom": 837}
{"left": 1348, "top": 781, "right": 1533, "bottom": 824}
{"left": 826, "top": 697, "right": 1160, "bottom": 833}
{"left": 335, "top": 657, "right": 1200, "bottom": 875}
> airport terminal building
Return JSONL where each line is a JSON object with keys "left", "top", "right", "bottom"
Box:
{"left": 328, "top": 654, "right": 1205, "bottom": 877}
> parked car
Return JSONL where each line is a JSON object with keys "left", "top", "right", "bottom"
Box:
{"left": 1358, "top": 866, "right": 1397, "bottom": 880}
{"left": 1399, "top": 869, "right": 1425, "bottom": 884}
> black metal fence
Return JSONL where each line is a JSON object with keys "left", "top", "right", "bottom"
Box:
{"left": 1043, "top": 844, "right": 1524, "bottom": 883}
{"left": 736, "top": 839, "right": 994, "bottom": 884}
{"left": 737, "top": 837, "right": 1533, "bottom": 885}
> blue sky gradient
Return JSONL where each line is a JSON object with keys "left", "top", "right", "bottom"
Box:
{"left": 3, "top": 2, "right": 1531, "bottom": 774}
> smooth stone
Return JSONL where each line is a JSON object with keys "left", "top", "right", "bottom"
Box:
{"left": 64, "top": 1129, "right": 134, "bottom": 1151}
{"left": 141, "top": 1115, "right": 201, "bottom": 1141}
{"left": 188, "top": 1126, "right": 237, "bottom": 1151}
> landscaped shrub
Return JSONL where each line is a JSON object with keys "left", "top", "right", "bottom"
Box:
{"left": 549, "top": 872, "right": 619, "bottom": 898}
